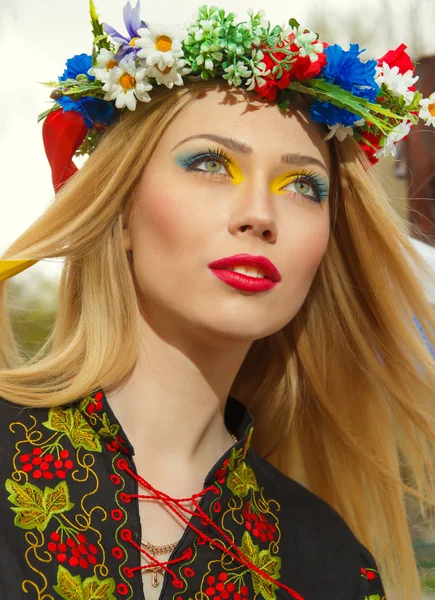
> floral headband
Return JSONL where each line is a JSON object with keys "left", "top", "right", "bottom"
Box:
{"left": 1, "top": 0, "right": 435, "bottom": 282}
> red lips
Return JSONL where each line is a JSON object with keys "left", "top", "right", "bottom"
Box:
{"left": 207, "top": 254, "right": 281, "bottom": 282}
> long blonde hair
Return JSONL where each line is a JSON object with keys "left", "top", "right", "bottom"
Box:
{"left": 1, "top": 80, "right": 435, "bottom": 599}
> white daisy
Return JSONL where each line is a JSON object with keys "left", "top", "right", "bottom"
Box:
{"left": 324, "top": 118, "right": 365, "bottom": 142}
{"left": 146, "top": 58, "right": 191, "bottom": 88}
{"left": 324, "top": 124, "right": 355, "bottom": 142}
{"left": 136, "top": 23, "right": 186, "bottom": 70}
{"left": 88, "top": 48, "right": 119, "bottom": 83}
{"left": 102, "top": 57, "right": 153, "bottom": 111}
{"left": 375, "top": 62, "right": 419, "bottom": 105}
{"left": 419, "top": 92, "right": 435, "bottom": 127}
{"left": 375, "top": 119, "right": 412, "bottom": 158}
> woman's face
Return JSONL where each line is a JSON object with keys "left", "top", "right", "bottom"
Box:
{"left": 124, "top": 86, "right": 331, "bottom": 345}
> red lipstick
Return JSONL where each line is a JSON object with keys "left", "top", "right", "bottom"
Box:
{"left": 208, "top": 254, "right": 281, "bottom": 293}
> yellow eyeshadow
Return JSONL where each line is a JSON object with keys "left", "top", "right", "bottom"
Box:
{"left": 270, "top": 173, "right": 299, "bottom": 194}
{"left": 227, "top": 161, "right": 244, "bottom": 185}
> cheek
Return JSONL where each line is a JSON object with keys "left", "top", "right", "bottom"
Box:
{"left": 132, "top": 178, "right": 191, "bottom": 255}
{"left": 284, "top": 212, "right": 330, "bottom": 287}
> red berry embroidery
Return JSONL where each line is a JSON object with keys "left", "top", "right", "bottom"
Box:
{"left": 205, "top": 573, "right": 243, "bottom": 599}
{"left": 87, "top": 393, "right": 104, "bottom": 415}
{"left": 19, "top": 446, "right": 75, "bottom": 481}
{"left": 243, "top": 501, "right": 276, "bottom": 542}
{"left": 47, "top": 532, "right": 97, "bottom": 569}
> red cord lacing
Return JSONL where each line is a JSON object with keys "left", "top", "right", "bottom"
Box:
{"left": 119, "top": 460, "right": 305, "bottom": 600}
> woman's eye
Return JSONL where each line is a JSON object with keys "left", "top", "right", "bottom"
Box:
{"left": 283, "top": 178, "right": 319, "bottom": 201}
{"left": 189, "top": 157, "right": 229, "bottom": 177}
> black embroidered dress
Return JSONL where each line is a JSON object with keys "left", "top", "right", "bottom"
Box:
{"left": 0, "top": 389, "right": 386, "bottom": 600}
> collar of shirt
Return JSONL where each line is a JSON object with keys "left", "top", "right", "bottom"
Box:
{"left": 76, "top": 388, "right": 255, "bottom": 486}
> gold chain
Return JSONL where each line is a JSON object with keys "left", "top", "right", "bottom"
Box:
{"left": 141, "top": 431, "right": 238, "bottom": 587}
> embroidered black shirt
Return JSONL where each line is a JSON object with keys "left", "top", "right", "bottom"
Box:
{"left": 0, "top": 388, "right": 386, "bottom": 600}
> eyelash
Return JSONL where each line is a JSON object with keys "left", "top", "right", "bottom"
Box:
{"left": 181, "top": 147, "right": 328, "bottom": 204}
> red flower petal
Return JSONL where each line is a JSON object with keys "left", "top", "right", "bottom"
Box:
{"left": 377, "top": 43, "right": 414, "bottom": 75}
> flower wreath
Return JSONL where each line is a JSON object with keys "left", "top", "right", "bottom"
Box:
{"left": 34, "top": 0, "right": 435, "bottom": 190}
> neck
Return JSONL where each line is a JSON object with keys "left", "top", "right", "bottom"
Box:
{"left": 105, "top": 314, "right": 251, "bottom": 494}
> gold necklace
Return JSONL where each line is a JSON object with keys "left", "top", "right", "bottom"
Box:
{"left": 141, "top": 432, "right": 238, "bottom": 587}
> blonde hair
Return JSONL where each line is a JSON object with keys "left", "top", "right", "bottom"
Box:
{"left": 1, "top": 80, "right": 435, "bottom": 600}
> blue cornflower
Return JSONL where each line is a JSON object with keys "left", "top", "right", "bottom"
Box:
{"left": 309, "top": 44, "right": 379, "bottom": 128}
{"left": 103, "top": 0, "right": 147, "bottom": 60}
{"left": 56, "top": 95, "right": 118, "bottom": 129}
{"left": 321, "top": 43, "right": 379, "bottom": 102}
{"left": 59, "top": 53, "right": 95, "bottom": 82}
{"left": 310, "top": 101, "right": 362, "bottom": 128}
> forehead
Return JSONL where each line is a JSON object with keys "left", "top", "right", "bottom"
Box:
{"left": 162, "top": 86, "right": 330, "bottom": 171}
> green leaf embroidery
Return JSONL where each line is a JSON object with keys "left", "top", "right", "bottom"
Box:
{"left": 53, "top": 565, "right": 116, "bottom": 600}
{"left": 241, "top": 531, "right": 281, "bottom": 600}
{"left": 227, "top": 461, "right": 259, "bottom": 497}
{"left": 253, "top": 548, "right": 282, "bottom": 600}
{"left": 97, "top": 413, "right": 119, "bottom": 439}
{"left": 241, "top": 529, "right": 260, "bottom": 562}
{"left": 5, "top": 479, "right": 74, "bottom": 531}
{"left": 43, "top": 407, "right": 102, "bottom": 452}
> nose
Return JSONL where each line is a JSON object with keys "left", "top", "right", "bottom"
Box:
{"left": 227, "top": 174, "right": 278, "bottom": 243}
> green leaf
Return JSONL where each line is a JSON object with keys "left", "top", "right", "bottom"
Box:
{"left": 44, "top": 480, "right": 74, "bottom": 515}
{"left": 5, "top": 479, "right": 73, "bottom": 531}
{"left": 241, "top": 530, "right": 260, "bottom": 563}
{"left": 82, "top": 575, "right": 116, "bottom": 599}
{"left": 89, "top": 0, "right": 103, "bottom": 38}
{"left": 37, "top": 104, "right": 61, "bottom": 123}
{"left": 43, "top": 407, "right": 102, "bottom": 452}
{"left": 53, "top": 566, "right": 117, "bottom": 600}
{"left": 38, "top": 80, "right": 61, "bottom": 87}
{"left": 227, "top": 461, "right": 259, "bottom": 497}
{"left": 253, "top": 548, "right": 282, "bottom": 600}
{"left": 241, "top": 531, "right": 281, "bottom": 600}
{"left": 97, "top": 413, "right": 119, "bottom": 439}
{"left": 93, "top": 33, "right": 109, "bottom": 46}
{"left": 286, "top": 80, "right": 392, "bottom": 135}
{"left": 53, "top": 565, "right": 84, "bottom": 600}
{"left": 288, "top": 18, "right": 300, "bottom": 29}
{"left": 5, "top": 479, "right": 47, "bottom": 530}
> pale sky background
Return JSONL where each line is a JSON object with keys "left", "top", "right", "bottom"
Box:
{"left": 1, "top": 0, "right": 435, "bottom": 284}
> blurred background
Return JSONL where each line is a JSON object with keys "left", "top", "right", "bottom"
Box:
{"left": 1, "top": 0, "right": 435, "bottom": 595}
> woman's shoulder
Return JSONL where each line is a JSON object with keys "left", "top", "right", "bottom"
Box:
{"left": 0, "top": 396, "right": 53, "bottom": 429}
{"left": 247, "top": 448, "right": 386, "bottom": 598}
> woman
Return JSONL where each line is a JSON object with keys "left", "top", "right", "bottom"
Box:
{"left": 1, "top": 3, "right": 435, "bottom": 599}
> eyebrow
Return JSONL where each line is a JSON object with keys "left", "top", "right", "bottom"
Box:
{"left": 170, "top": 133, "right": 329, "bottom": 174}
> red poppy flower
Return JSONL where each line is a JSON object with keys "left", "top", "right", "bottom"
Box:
{"left": 377, "top": 43, "right": 414, "bottom": 75}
